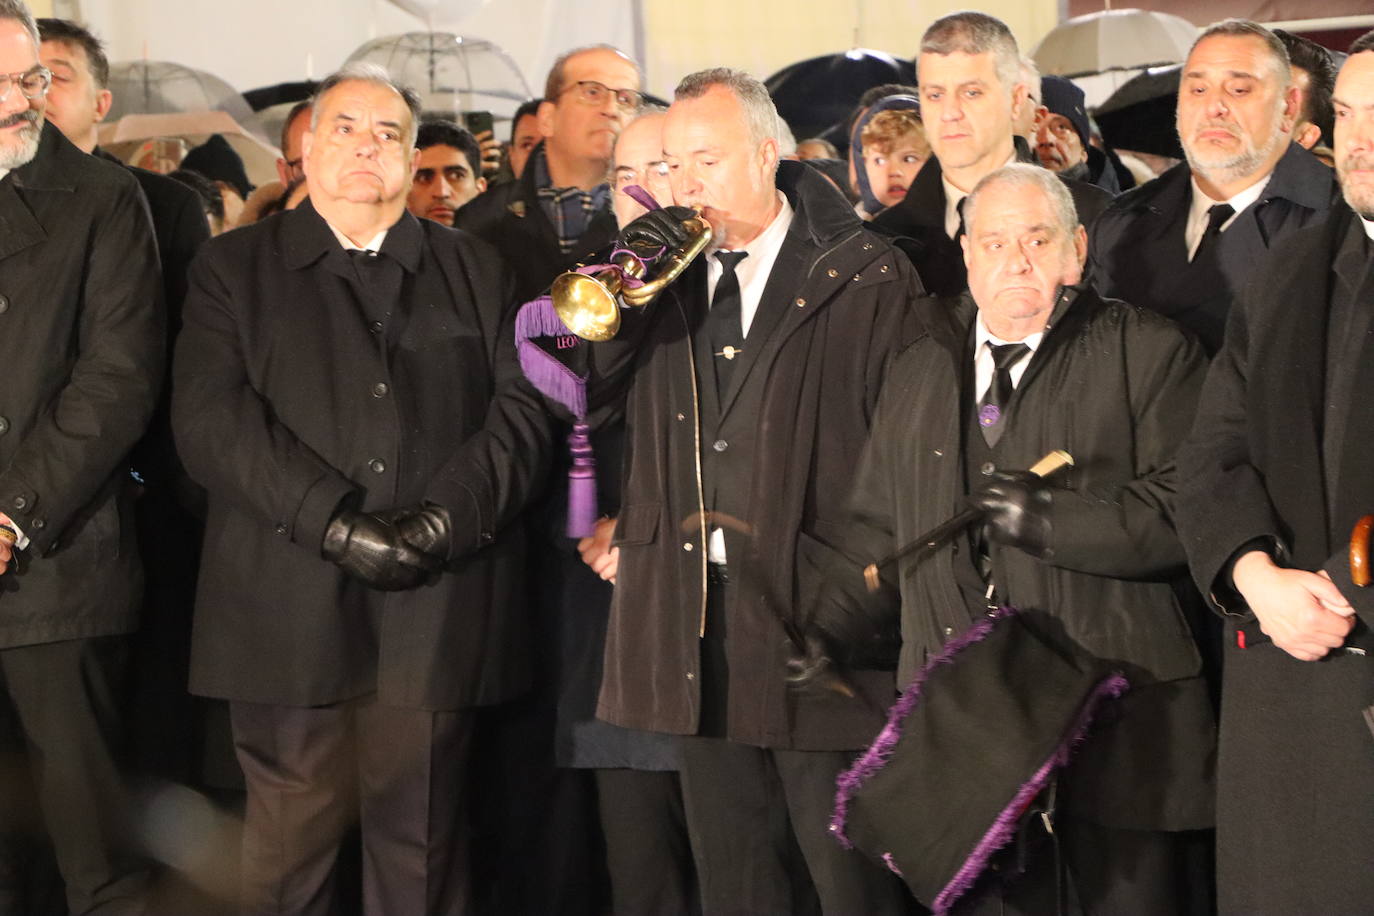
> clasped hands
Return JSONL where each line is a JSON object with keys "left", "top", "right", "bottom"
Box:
{"left": 322, "top": 502, "right": 452, "bottom": 591}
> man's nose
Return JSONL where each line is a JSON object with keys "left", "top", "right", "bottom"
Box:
{"left": 436, "top": 175, "right": 455, "bottom": 198}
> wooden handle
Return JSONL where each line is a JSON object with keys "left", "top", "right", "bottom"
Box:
{"left": 0, "top": 526, "right": 14, "bottom": 547}
{"left": 1351, "top": 515, "right": 1373, "bottom": 587}
{"left": 1027, "top": 450, "right": 1074, "bottom": 479}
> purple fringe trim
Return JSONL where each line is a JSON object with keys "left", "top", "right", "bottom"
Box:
{"left": 830, "top": 607, "right": 1016, "bottom": 849}
{"left": 515, "top": 296, "right": 586, "bottom": 418}
{"left": 930, "top": 671, "right": 1129, "bottom": 914}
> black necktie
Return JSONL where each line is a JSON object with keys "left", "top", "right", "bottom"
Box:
{"left": 954, "top": 196, "right": 968, "bottom": 241}
{"left": 706, "top": 251, "right": 748, "bottom": 394}
{"left": 1192, "top": 203, "right": 1234, "bottom": 262}
{"left": 977, "top": 342, "right": 1030, "bottom": 446}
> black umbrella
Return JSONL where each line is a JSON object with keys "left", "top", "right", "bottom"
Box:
{"left": 1093, "top": 64, "right": 1182, "bottom": 159}
{"left": 766, "top": 49, "right": 916, "bottom": 147}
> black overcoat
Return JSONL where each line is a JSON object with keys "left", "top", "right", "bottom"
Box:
{"left": 1175, "top": 205, "right": 1374, "bottom": 913}
{"left": 822, "top": 287, "right": 1216, "bottom": 831}
{"left": 173, "top": 200, "right": 552, "bottom": 710}
{"left": 585, "top": 161, "right": 925, "bottom": 750}
{"left": 1089, "top": 141, "right": 1339, "bottom": 354}
{"left": 0, "top": 122, "right": 163, "bottom": 647}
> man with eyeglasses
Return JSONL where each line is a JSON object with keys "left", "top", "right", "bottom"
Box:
{"left": 456, "top": 43, "right": 641, "bottom": 302}
{"left": 0, "top": 2, "right": 162, "bottom": 913}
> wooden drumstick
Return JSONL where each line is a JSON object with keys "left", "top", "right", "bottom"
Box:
{"left": 1350, "top": 515, "right": 1373, "bottom": 587}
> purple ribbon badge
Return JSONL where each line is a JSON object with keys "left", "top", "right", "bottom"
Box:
{"left": 979, "top": 404, "right": 1001, "bottom": 427}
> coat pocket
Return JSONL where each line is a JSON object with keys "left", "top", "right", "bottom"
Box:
{"left": 612, "top": 503, "right": 660, "bottom": 547}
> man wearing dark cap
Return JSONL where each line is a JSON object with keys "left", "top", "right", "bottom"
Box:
{"left": 1090, "top": 19, "right": 1339, "bottom": 355}
{"left": 1035, "top": 75, "right": 1119, "bottom": 193}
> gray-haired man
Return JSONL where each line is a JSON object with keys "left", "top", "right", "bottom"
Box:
{"left": 172, "top": 62, "right": 550, "bottom": 914}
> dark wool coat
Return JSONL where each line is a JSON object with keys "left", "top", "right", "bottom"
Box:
{"left": 453, "top": 141, "right": 619, "bottom": 303}
{"left": 871, "top": 140, "right": 1113, "bottom": 297}
{"left": 0, "top": 122, "right": 163, "bottom": 648}
{"left": 587, "top": 161, "right": 926, "bottom": 750}
{"left": 1175, "top": 205, "right": 1374, "bottom": 914}
{"left": 174, "top": 200, "right": 551, "bottom": 710}
{"left": 1089, "top": 141, "right": 1339, "bottom": 355}
{"left": 821, "top": 287, "right": 1216, "bottom": 831}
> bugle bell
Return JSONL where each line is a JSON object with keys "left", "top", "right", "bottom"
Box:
{"left": 552, "top": 214, "right": 714, "bottom": 342}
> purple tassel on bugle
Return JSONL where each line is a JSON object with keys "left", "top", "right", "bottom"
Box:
{"left": 566, "top": 421, "right": 597, "bottom": 538}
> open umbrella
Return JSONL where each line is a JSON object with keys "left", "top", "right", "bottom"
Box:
{"left": 1032, "top": 9, "right": 1198, "bottom": 79}
{"left": 766, "top": 49, "right": 916, "bottom": 148}
{"left": 97, "top": 111, "right": 281, "bottom": 187}
{"left": 1094, "top": 64, "right": 1183, "bottom": 159}
{"left": 106, "top": 60, "right": 267, "bottom": 142}
{"left": 345, "top": 32, "right": 532, "bottom": 122}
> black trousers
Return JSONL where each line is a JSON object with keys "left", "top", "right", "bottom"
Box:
{"left": 678, "top": 736, "right": 910, "bottom": 916}
{"left": 954, "top": 816, "right": 1212, "bottom": 916}
{"left": 230, "top": 697, "right": 473, "bottom": 916}
{"left": 0, "top": 636, "right": 146, "bottom": 916}
{"left": 596, "top": 768, "right": 695, "bottom": 916}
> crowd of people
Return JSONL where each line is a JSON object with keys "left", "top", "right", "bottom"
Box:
{"left": 0, "top": 0, "right": 1372, "bottom": 913}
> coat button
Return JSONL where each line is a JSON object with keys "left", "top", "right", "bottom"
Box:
{"left": 275, "top": 524, "right": 287, "bottom": 535}
{"left": 0, "top": 295, "right": 8, "bottom": 314}
{"left": 880, "top": 264, "right": 889, "bottom": 273}
{"left": 852, "top": 273, "right": 862, "bottom": 282}
{"left": 981, "top": 462, "right": 996, "bottom": 475}
{"left": 371, "top": 382, "right": 389, "bottom": 398}
{"left": 712, "top": 439, "right": 728, "bottom": 452}
{"left": 826, "top": 268, "right": 838, "bottom": 278}
{"left": 31, "top": 518, "right": 44, "bottom": 530}
{"left": 369, "top": 320, "right": 383, "bottom": 334}
{"left": 685, "top": 671, "right": 695, "bottom": 680}
{"left": 0, "top": 416, "right": 8, "bottom": 435}
{"left": 676, "top": 412, "right": 685, "bottom": 421}
{"left": 683, "top": 542, "right": 694, "bottom": 552}
{"left": 369, "top": 458, "right": 386, "bottom": 474}
{"left": 862, "top": 241, "right": 873, "bottom": 250}
{"left": 795, "top": 297, "right": 806, "bottom": 307}
{"left": 12, "top": 496, "right": 25, "bottom": 510}
{"left": 944, "top": 626, "right": 954, "bottom": 636}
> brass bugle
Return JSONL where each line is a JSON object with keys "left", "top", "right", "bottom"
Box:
{"left": 551, "top": 214, "right": 713, "bottom": 342}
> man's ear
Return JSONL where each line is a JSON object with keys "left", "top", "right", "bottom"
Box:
{"left": 1279, "top": 84, "right": 1300, "bottom": 135}
{"left": 476, "top": 175, "right": 487, "bottom": 193}
{"left": 93, "top": 88, "right": 112, "bottom": 124}
{"left": 537, "top": 100, "right": 557, "bottom": 140}
{"left": 1009, "top": 81, "right": 1029, "bottom": 127}
{"left": 1073, "top": 223, "right": 1088, "bottom": 268}
{"left": 960, "top": 232, "right": 971, "bottom": 267}
{"left": 1294, "top": 121, "right": 1322, "bottom": 150}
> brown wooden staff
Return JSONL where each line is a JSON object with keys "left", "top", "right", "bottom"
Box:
{"left": 1351, "top": 515, "right": 1373, "bottom": 587}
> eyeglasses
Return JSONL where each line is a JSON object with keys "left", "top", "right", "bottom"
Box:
{"left": 0, "top": 67, "right": 51, "bottom": 104}
{"left": 559, "top": 80, "right": 642, "bottom": 113}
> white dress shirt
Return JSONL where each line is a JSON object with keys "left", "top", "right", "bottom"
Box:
{"left": 943, "top": 152, "right": 1019, "bottom": 239}
{"left": 703, "top": 193, "right": 794, "bottom": 564}
{"left": 704, "top": 192, "right": 795, "bottom": 337}
{"left": 1184, "top": 174, "right": 1270, "bottom": 261}
{"left": 328, "top": 223, "right": 390, "bottom": 254}
{"left": 1362, "top": 216, "right": 1374, "bottom": 243}
{"left": 973, "top": 312, "right": 1044, "bottom": 401}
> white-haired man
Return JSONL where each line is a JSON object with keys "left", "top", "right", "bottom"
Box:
{"left": 802, "top": 164, "right": 1215, "bottom": 914}
{"left": 173, "top": 62, "right": 550, "bottom": 914}
{"left": 1091, "top": 18, "right": 1339, "bottom": 355}
{"left": 582, "top": 67, "right": 924, "bottom": 913}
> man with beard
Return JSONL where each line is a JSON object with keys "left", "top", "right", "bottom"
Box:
{"left": 1035, "top": 75, "right": 1121, "bottom": 194}
{"left": 1174, "top": 34, "right": 1374, "bottom": 914}
{"left": 0, "top": 1, "right": 162, "bottom": 912}
{"left": 1090, "top": 18, "right": 1340, "bottom": 355}
{"left": 872, "top": 12, "right": 1111, "bottom": 296}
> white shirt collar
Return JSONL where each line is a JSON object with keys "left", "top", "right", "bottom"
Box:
{"left": 327, "top": 223, "right": 389, "bottom": 254}
{"left": 1361, "top": 216, "right": 1374, "bottom": 244}
{"left": 974, "top": 311, "right": 1045, "bottom": 355}
{"left": 973, "top": 312, "right": 1043, "bottom": 399}
{"left": 944, "top": 151, "right": 1019, "bottom": 239}
{"left": 1184, "top": 172, "right": 1271, "bottom": 260}
{"left": 705, "top": 192, "right": 794, "bottom": 337}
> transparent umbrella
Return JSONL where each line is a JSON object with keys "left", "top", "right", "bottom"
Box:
{"left": 344, "top": 32, "right": 533, "bottom": 122}
{"left": 1032, "top": 9, "right": 1198, "bottom": 79}
{"left": 106, "top": 60, "right": 268, "bottom": 142}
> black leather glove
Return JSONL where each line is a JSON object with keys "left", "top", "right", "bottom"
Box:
{"left": 785, "top": 632, "right": 838, "bottom": 690}
{"left": 617, "top": 205, "right": 696, "bottom": 254}
{"left": 381, "top": 502, "right": 453, "bottom": 563}
{"left": 970, "top": 470, "right": 1054, "bottom": 558}
{"left": 321, "top": 509, "right": 441, "bottom": 591}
